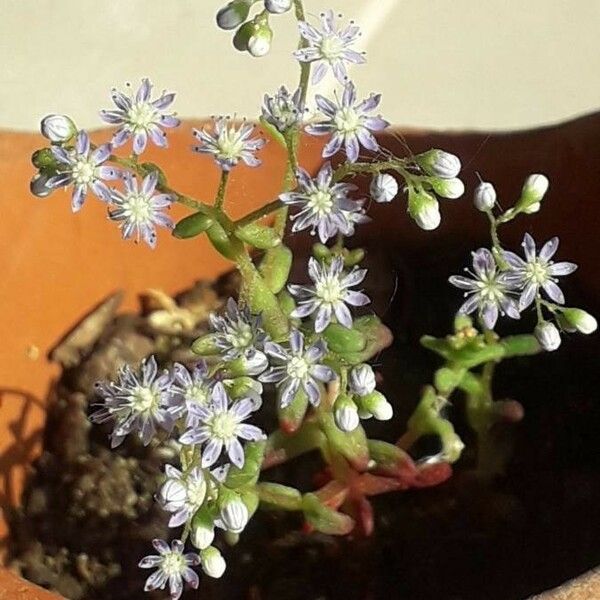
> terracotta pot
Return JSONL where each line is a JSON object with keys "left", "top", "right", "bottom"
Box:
{"left": 0, "top": 113, "right": 598, "bottom": 598}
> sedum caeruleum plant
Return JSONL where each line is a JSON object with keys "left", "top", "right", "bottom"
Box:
{"left": 30, "top": 2, "right": 597, "bottom": 598}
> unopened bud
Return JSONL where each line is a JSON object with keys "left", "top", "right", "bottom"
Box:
{"left": 40, "top": 114, "right": 76, "bottom": 143}
{"left": 431, "top": 177, "right": 465, "bottom": 199}
{"left": 517, "top": 174, "right": 549, "bottom": 212}
{"left": 264, "top": 0, "right": 292, "bottom": 13}
{"left": 360, "top": 390, "right": 393, "bottom": 421}
{"left": 248, "top": 21, "right": 273, "bottom": 57}
{"left": 200, "top": 546, "right": 227, "bottom": 579}
{"left": 217, "top": 0, "right": 253, "bottom": 30}
{"left": 408, "top": 189, "right": 441, "bottom": 231}
{"left": 192, "top": 523, "right": 215, "bottom": 550}
{"left": 370, "top": 173, "right": 398, "bottom": 203}
{"left": 535, "top": 321, "right": 561, "bottom": 352}
{"left": 418, "top": 149, "right": 461, "bottom": 179}
{"left": 334, "top": 396, "right": 359, "bottom": 432}
{"left": 473, "top": 181, "right": 496, "bottom": 212}
{"left": 30, "top": 173, "right": 54, "bottom": 198}
{"left": 561, "top": 308, "right": 598, "bottom": 335}
{"left": 349, "top": 364, "right": 376, "bottom": 397}
{"left": 220, "top": 496, "right": 249, "bottom": 533}
{"left": 157, "top": 478, "right": 187, "bottom": 511}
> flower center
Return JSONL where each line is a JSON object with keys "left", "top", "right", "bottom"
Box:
{"left": 316, "top": 277, "right": 343, "bottom": 303}
{"left": 186, "top": 477, "right": 207, "bottom": 507}
{"left": 127, "top": 102, "right": 157, "bottom": 130}
{"left": 334, "top": 107, "right": 361, "bottom": 134}
{"left": 209, "top": 412, "right": 238, "bottom": 440}
{"left": 218, "top": 129, "right": 244, "bottom": 160}
{"left": 130, "top": 386, "right": 160, "bottom": 413}
{"left": 72, "top": 159, "right": 96, "bottom": 185}
{"left": 287, "top": 356, "right": 309, "bottom": 379}
{"left": 526, "top": 260, "right": 549, "bottom": 284}
{"left": 308, "top": 190, "right": 334, "bottom": 216}
{"left": 123, "top": 193, "right": 153, "bottom": 224}
{"left": 161, "top": 552, "right": 186, "bottom": 577}
{"left": 187, "top": 383, "right": 208, "bottom": 404}
{"left": 227, "top": 322, "right": 253, "bottom": 349}
{"left": 320, "top": 35, "right": 344, "bottom": 61}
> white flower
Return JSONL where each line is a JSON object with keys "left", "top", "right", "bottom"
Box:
{"left": 474, "top": 181, "right": 496, "bottom": 212}
{"left": 179, "top": 382, "right": 265, "bottom": 468}
{"left": 370, "top": 173, "right": 398, "bottom": 203}
{"left": 139, "top": 539, "right": 199, "bottom": 600}
{"left": 192, "top": 117, "right": 265, "bottom": 171}
{"left": 503, "top": 233, "right": 577, "bottom": 310}
{"left": 260, "top": 329, "right": 336, "bottom": 407}
{"left": 171, "top": 361, "right": 215, "bottom": 427}
{"left": 91, "top": 355, "right": 179, "bottom": 448}
{"left": 158, "top": 465, "right": 207, "bottom": 528}
{"left": 288, "top": 257, "right": 370, "bottom": 333}
{"left": 535, "top": 321, "right": 561, "bottom": 352}
{"left": 200, "top": 546, "right": 227, "bottom": 579}
{"left": 349, "top": 364, "right": 376, "bottom": 397}
{"left": 294, "top": 9, "right": 366, "bottom": 84}
{"left": 449, "top": 248, "right": 521, "bottom": 330}
{"left": 109, "top": 171, "right": 174, "bottom": 248}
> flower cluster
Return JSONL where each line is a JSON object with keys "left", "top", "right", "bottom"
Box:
{"left": 449, "top": 178, "right": 596, "bottom": 350}
{"left": 31, "top": 3, "right": 596, "bottom": 599}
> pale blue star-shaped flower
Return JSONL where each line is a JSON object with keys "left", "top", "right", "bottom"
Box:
{"left": 91, "top": 355, "right": 180, "bottom": 448}
{"left": 288, "top": 257, "right": 370, "bottom": 333}
{"left": 279, "top": 162, "right": 369, "bottom": 243}
{"left": 108, "top": 171, "right": 174, "bottom": 249}
{"left": 100, "top": 78, "right": 180, "bottom": 155}
{"left": 192, "top": 117, "right": 265, "bottom": 171}
{"left": 294, "top": 9, "right": 366, "bottom": 84}
{"left": 260, "top": 329, "right": 336, "bottom": 407}
{"left": 449, "top": 248, "right": 521, "bottom": 330}
{"left": 306, "top": 82, "right": 389, "bottom": 163}
{"left": 179, "top": 382, "right": 265, "bottom": 469}
{"left": 502, "top": 233, "right": 577, "bottom": 310}
{"left": 47, "top": 130, "right": 119, "bottom": 211}
{"left": 138, "top": 539, "right": 199, "bottom": 600}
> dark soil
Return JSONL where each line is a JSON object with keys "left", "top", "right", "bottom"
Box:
{"left": 8, "top": 247, "right": 600, "bottom": 600}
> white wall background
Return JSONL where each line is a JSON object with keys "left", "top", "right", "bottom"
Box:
{"left": 2, "top": 0, "right": 600, "bottom": 132}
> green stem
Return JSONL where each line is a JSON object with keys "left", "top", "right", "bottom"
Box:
{"left": 214, "top": 171, "right": 230, "bottom": 211}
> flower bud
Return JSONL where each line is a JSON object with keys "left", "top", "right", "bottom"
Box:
{"left": 408, "top": 189, "right": 441, "bottom": 231}
{"left": 561, "top": 308, "right": 598, "bottom": 334}
{"left": 200, "top": 546, "right": 227, "bottom": 579}
{"left": 219, "top": 496, "right": 249, "bottom": 533}
{"left": 264, "top": 0, "right": 292, "bottom": 13}
{"left": 40, "top": 114, "right": 76, "bottom": 143}
{"left": 473, "top": 181, "right": 496, "bottom": 212}
{"left": 247, "top": 21, "right": 273, "bottom": 57}
{"left": 192, "top": 522, "right": 215, "bottom": 550}
{"left": 370, "top": 173, "right": 398, "bottom": 203}
{"left": 217, "top": 0, "right": 253, "bottom": 30}
{"left": 535, "top": 321, "right": 561, "bottom": 352}
{"left": 431, "top": 177, "right": 465, "bottom": 199}
{"left": 360, "top": 390, "right": 393, "bottom": 421}
{"left": 334, "top": 396, "right": 359, "bottom": 432}
{"left": 30, "top": 173, "right": 54, "bottom": 198}
{"left": 517, "top": 174, "right": 549, "bottom": 212}
{"left": 349, "top": 364, "right": 376, "bottom": 397}
{"left": 417, "top": 149, "right": 461, "bottom": 179}
{"left": 157, "top": 477, "right": 187, "bottom": 511}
